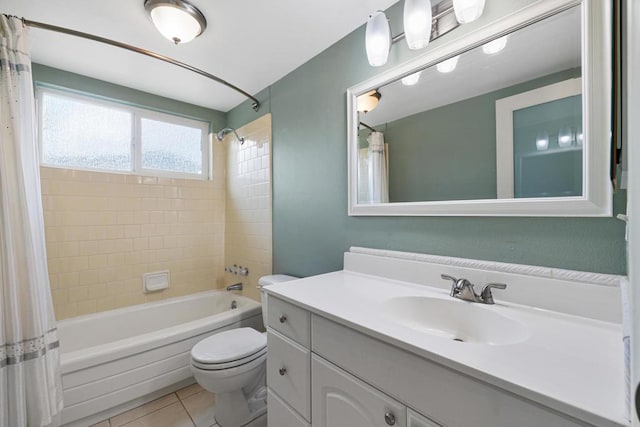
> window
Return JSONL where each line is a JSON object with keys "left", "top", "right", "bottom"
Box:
{"left": 37, "top": 86, "right": 210, "bottom": 179}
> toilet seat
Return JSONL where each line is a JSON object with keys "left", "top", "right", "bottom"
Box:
{"left": 191, "top": 327, "right": 266, "bottom": 370}
{"left": 191, "top": 347, "right": 266, "bottom": 371}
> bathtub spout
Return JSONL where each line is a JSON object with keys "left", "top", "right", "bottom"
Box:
{"left": 226, "top": 283, "right": 243, "bottom": 291}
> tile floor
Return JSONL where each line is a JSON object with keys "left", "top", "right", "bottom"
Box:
{"left": 90, "top": 383, "right": 218, "bottom": 427}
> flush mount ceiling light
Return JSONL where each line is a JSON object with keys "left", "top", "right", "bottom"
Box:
{"left": 357, "top": 90, "right": 382, "bottom": 113}
{"left": 364, "top": 0, "right": 484, "bottom": 67}
{"left": 145, "top": 0, "right": 207, "bottom": 45}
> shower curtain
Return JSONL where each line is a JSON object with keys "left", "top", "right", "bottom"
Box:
{"left": 367, "top": 131, "right": 389, "bottom": 203}
{"left": 0, "top": 16, "right": 63, "bottom": 427}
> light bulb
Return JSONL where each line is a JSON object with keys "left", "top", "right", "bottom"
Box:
{"left": 536, "top": 131, "right": 549, "bottom": 151}
{"left": 482, "top": 36, "right": 508, "bottom": 54}
{"left": 436, "top": 55, "right": 459, "bottom": 73}
{"left": 558, "top": 127, "right": 573, "bottom": 148}
{"left": 366, "top": 11, "right": 391, "bottom": 67}
{"left": 401, "top": 72, "right": 422, "bottom": 86}
{"left": 452, "top": 0, "right": 486, "bottom": 24}
{"left": 404, "top": 0, "right": 433, "bottom": 50}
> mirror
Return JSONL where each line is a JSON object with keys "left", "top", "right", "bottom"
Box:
{"left": 347, "top": 0, "right": 612, "bottom": 216}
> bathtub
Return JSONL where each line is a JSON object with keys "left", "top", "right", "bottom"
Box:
{"left": 56, "top": 290, "right": 262, "bottom": 426}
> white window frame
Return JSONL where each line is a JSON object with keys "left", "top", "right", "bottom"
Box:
{"left": 36, "top": 85, "right": 211, "bottom": 180}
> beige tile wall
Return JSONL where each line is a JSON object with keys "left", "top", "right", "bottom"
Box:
{"left": 42, "top": 142, "right": 226, "bottom": 319}
{"left": 224, "top": 114, "right": 273, "bottom": 302}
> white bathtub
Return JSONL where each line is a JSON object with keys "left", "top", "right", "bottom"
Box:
{"left": 57, "top": 290, "right": 263, "bottom": 426}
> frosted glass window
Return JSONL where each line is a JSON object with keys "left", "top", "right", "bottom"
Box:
{"left": 38, "top": 87, "right": 210, "bottom": 179}
{"left": 141, "top": 118, "right": 203, "bottom": 174}
{"left": 41, "top": 92, "right": 132, "bottom": 171}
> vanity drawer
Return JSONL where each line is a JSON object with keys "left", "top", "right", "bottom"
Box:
{"left": 267, "top": 330, "right": 310, "bottom": 421}
{"left": 268, "top": 389, "right": 310, "bottom": 427}
{"left": 267, "top": 296, "right": 310, "bottom": 346}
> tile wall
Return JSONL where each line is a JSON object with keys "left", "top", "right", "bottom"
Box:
{"left": 224, "top": 114, "right": 273, "bottom": 302}
{"left": 42, "top": 142, "right": 226, "bottom": 319}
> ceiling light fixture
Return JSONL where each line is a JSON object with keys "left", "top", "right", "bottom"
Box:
{"left": 145, "top": 0, "right": 207, "bottom": 45}
{"left": 482, "top": 35, "right": 508, "bottom": 54}
{"left": 364, "top": 0, "right": 484, "bottom": 67}
{"left": 357, "top": 90, "right": 382, "bottom": 113}
{"left": 436, "top": 55, "right": 459, "bottom": 73}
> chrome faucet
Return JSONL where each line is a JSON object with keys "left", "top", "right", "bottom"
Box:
{"left": 440, "top": 274, "right": 506, "bottom": 304}
{"left": 226, "top": 282, "right": 243, "bottom": 291}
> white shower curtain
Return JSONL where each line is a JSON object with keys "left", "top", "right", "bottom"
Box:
{"left": 367, "top": 131, "right": 389, "bottom": 203}
{"left": 0, "top": 16, "right": 63, "bottom": 427}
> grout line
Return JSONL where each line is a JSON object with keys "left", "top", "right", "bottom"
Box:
{"left": 177, "top": 393, "right": 198, "bottom": 427}
{"left": 110, "top": 393, "right": 179, "bottom": 427}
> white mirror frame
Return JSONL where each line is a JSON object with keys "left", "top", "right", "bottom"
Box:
{"left": 347, "top": 0, "right": 612, "bottom": 217}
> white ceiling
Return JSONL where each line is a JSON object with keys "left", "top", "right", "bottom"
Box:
{"left": 0, "top": 0, "right": 399, "bottom": 112}
{"left": 363, "top": 6, "right": 581, "bottom": 127}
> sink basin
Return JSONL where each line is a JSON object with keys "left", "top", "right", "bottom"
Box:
{"left": 380, "top": 296, "right": 529, "bottom": 345}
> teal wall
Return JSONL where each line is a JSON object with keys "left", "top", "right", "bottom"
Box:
{"left": 375, "top": 68, "right": 581, "bottom": 202}
{"left": 32, "top": 63, "right": 226, "bottom": 131}
{"left": 230, "top": 0, "right": 626, "bottom": 276}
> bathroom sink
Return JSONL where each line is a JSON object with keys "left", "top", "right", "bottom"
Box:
{"left": 379, "top": 296, "right": 529, "bottom": 345}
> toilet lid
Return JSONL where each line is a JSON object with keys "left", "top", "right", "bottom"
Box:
{"left": 191, "top": 328, "right": 266, "bottom": 364}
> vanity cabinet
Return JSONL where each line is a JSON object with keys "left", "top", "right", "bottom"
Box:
{"left": 312, "top": 354, "right": 407, "bottom": 427}
{"left": 266, "top": 296, "right": 592, "bottom": 427}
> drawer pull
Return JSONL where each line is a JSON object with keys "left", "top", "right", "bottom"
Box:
{"left": 279, "top": 367, "right": 287, "bottom": 376}
{"left": 384, "top": 411, "right": 396, "bottom": 425}
{"left": 279, "top": 315, "right": 287, "bottom": 323}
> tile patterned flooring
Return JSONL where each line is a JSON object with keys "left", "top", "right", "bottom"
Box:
{"left": 90, "top": 383, "right": 218, "bottom": 427}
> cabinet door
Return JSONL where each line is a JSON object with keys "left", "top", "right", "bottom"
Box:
{"left": 312, "top": 355, "right": 406, "bottom": 427}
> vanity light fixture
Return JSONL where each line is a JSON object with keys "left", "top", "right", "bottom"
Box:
{"left": 558, "top": 127, "right": 573, "bottom": 148}
{"left": 365, "top": 0, "right": 479, "bottom": 67}
{"left": 436, "top": 55, "right": 459, "bottom": 73}
{"left": 357, "top": 90, "right": 382, "bottom": 113}
{"left": 401, "top": 71, "right": 422, "bottom": 85}
{"left": 145, "top": 0, "right": 207, "bottom": 45}
{"left": 452, "top": 0, "right": 486, "bottom": 24}
{"left": 404, "top": 0, "right": 433, "bottom": 50}
{"left": 482, "top": 35, "right": 508, "bottom": 54}
{"left": 365, "top": 11, "right": 392, "bottom": 67}
{"left": 576, "top": 131, "right": 584, "bottom": 146}
{"left": 536, "top": 131, "right": 549, "bottom": 151}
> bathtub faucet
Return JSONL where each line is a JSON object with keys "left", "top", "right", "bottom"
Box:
{"left": 226, "top": 283, "right": 243, "bottom": 291}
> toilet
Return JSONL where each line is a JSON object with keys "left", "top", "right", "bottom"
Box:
{"left": 190, "top": 274, "right": 298, "bottom": 427}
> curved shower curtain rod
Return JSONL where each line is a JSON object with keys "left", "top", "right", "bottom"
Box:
{"left": 4, "top": 15, "right": 261, "bottom": 112}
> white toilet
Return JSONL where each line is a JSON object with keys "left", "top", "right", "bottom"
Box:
{"left": 190, "top": 274, "right": 297, "bottom": 427}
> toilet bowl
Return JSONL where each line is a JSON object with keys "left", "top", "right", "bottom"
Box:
{"left": 190, "top": 274, "right": 298, "bottom": 427}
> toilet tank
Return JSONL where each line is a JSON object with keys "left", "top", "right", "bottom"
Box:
{"left": 258, "top": 275, "right": 298, "bottom": 327}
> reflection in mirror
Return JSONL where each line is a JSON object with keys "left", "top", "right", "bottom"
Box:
{"left": 356, "top": 6, "right": 581, "bottom": 204}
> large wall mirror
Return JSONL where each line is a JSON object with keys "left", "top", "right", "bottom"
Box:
{"left": 347, "top": 0, "right": 612, "bottom": 216}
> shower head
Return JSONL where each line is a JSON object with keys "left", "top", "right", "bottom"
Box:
{"left": 215, "top": 127, "right": 245, "bottom": 144}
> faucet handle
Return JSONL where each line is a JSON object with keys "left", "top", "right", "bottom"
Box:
{"left": 441, "top": 274, "right": 458, "bottom": 296}
{"left": 480, "top": 283, "right": 507, "bottom": 304}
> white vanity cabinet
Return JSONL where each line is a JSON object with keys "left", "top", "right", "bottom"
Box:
{"left": 266, "top": 295, "right": 596, "bottom": 427}
{"left": 312, "top": 354, "right": 408, "bottom": 427}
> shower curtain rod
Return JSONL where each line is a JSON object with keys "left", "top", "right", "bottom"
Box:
{"left": 5, "top": 15, "right": 261, "bottom": 111}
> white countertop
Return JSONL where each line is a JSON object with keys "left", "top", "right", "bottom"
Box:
{"left": 266, "top": 270, "right": 628, "bottom": 427}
